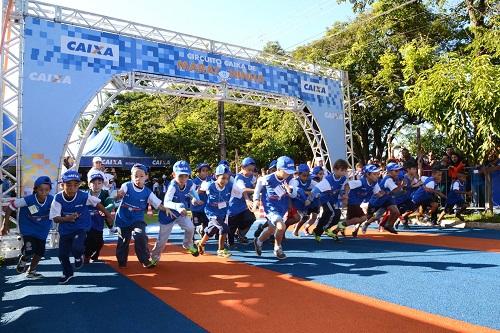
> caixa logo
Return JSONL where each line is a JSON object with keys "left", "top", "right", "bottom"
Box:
{"left": 300, "top": 80, "right": 329, "bottom": 97}
{"left": 324, "top": 112, "right": 344, "bottom": 120}
{"left": 61, "top": 36, "right": 119, "bottom": 62}
{"left": 29, "top": 72, "right": 71, "bottom": 84}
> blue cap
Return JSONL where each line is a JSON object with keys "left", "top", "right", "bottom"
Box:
{"left": 215, "top": 164, "right": 230, "bottom": 176}
{"left": 241, "top": 157, "right": 256, "bottom": 167}
{"left": 386, "top": 162, "right": 403, "bottom": 172}
{"left": 297, "top": 163, "right": 310, "bottom": 174}
{"left": 61, "top": 170, "right": 81, "bottom": 183}
{"left": 311, "top": 166, "right": 323, "bottom": 176}
{"left": 218, "top": 160, "right": 230, "bottom": 166}
{"left": 268, "top": 160, "right": 277, "bottom": 169}
{"left": 276, "top": 156, "right": 295, "bottom": 174}
{"left": 196, "top": 162, "right": 211, "bottom": 171}
{"left": 88, "top": 172, "right": 104, "bottom": 182}
{"left": 173, "top": 160, "right": 191, "bottom": 175}
{"left": 34, "top": 176, "right": 52, "bottom": 189}
{"left": 364, "top": 164, "right": 381, "bottom": 174}
{"left": 132, "top": 163, "right": 148, "bottom": 173}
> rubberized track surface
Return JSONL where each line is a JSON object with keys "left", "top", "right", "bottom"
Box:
{"left": 2, "top": 225, "right": 499, "bottom": 332}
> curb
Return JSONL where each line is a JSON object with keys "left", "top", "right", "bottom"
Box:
{"left": 440, "top": 220, "right": 500, "bottom": 230}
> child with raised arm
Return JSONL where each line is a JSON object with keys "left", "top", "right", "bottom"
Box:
{"left": 1, "top": 176, "right": 53, "bottom": 279}
{"left": 151, "top": 161, "right": 201, "bottom": 264}
{"left": 50, "top": 171, "right": 113, "bottom": 284}
{"left": 114, "top": 164, "right": 175, "bottom": 268}
{"left": 196, "top": 164, "right": 243, "bottom": 258}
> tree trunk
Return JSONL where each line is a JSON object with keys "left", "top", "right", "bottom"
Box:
{"left": 465, "top": 0, "right": 486, "bottom": 27}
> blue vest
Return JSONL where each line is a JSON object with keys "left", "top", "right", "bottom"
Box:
{"left": 88, "top": 190, "right": 109, "bottom": 231}
{"left": 204, "top": 181, "right": 234, "bottom": 218}
{"left": 447, "top": 180, "right": 465, "bottom": 206}
{"left": 262, "top": 174, "right": 292, "bottom": 216}
{"left": 115, "top": 182, "right": 151, "bottom": 227}
{"left": 158, "top": 179, "right": 193, "bottom": 224}
{"left": 55, "top": 191, "right": 92, "bottom": 236}
{"left": 348, "top": 177, "right": 377, "bottom": 205}
{"left": 321, "top": 174, "right": 347, "bottom": 205}
{"left": 19, "top": 194, "right": 53, "bottom": 240}
{"left": 369, "top": 175, "right": 395, "bottom": 206}
{"left": 191, "top": 177, "right": 208, "bottom": 213}
{"left": 229, "top": 173, "right": 255, "bottom": 216}
{"left": 412, "top": 177, "right": 435, "bottom": 204}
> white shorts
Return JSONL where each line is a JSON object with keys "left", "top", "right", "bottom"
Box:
{"left": 266, "top": 211, "right": 285, "bottom": 227}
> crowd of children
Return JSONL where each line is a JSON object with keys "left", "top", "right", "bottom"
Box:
{"left": 1, "top": 154, "right": 473, "bottom": 284}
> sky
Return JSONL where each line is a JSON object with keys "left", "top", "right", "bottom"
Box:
{"left": 41, "top": 0, "right": 355, "bottom": 51}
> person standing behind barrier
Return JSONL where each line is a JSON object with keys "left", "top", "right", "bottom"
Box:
{"left": 114, "top": 164, "right": 175, "bottom": 269}
{"left": 192, "top": 163, "right": 211, "bottom": 237}
{"left": 228, "top": 157, "right": 257, "bottom": 247}
{"left": 1, "top": 176, "right": 54, "bottom": 279}
{"left": 253, "top": 156, "right": 297, "bottom": 260}
{"left": 151, "top": 161, "right": 201, "bottom": 265}
{"left": 50, "top": 171, "right": 113, "bottom": 284}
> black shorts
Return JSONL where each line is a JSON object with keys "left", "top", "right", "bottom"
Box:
{"left": 192, "top": 211, "right": 209, "bottom": 227}
{"left": 228, "top": 209, "right": 256, "bottom": 229}
{"left": 347, "top": 205, "right": 365, "bottom": 220}
{"left": 397, "top": 200, "right": 416, "bottom": 214}
{"left": 306, "top": 204, "right": 320, "bottom": 215}
{"left": 22, "top": 235, "right": 46, "bottom": 257}
{"left": 444, "top": 201, "right": 466, "bottom": 214}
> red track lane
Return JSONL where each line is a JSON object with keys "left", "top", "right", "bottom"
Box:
{"left": 100, "top": 242, "right": 499, "bottom": 333}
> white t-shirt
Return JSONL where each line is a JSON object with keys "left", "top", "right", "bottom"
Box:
{"left": 420, "top": 176, "right": 436, "bottom": 189}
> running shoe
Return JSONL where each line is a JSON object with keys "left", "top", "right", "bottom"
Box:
{"left": 143, "top": 260, "right": 157, "bottom": 269}
{"left": 58, "top": 275, "right": 73, "bottom": 284}
{"left": 274, "top": 248, "right": 287, "bottom": 260}
{"left": 74, "top": 255, "right": 84, "bottom": 270}
{"left": 186, "top": 245, "right": 200, "bottom": 257}
{"left": 385, "top": 225, "right": 398, "bottom": 234}
{"left": 361, "top": 221, "right": 370, "bottom": 234}
{"left": 237, "top": 235, "right": 250, "bottom": 244}
{"left": 217, "top": 249, "right": 232, "bottom": 258}
{"left": 26, "top": 271, "right": 44, "bottom": 279}
{"left": 16, "top": 256, "right": 28, "bottom": 274}
{"left": 324, "top": 229, "right": 340, "bottom": 241}
{"left": 253, "top": 238, "right": 262, "bottom": 256}
{"left": 314, "top": 234, "right": 321, "bottom": 243}
{"left": 196, "top": 241, "right": 205, "bottom": 255}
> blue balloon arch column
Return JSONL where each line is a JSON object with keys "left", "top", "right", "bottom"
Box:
{"left": 1, "top": 0, "right": 354, "bottom": 198}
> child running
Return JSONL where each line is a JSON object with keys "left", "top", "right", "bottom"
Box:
{"left": 151, "top": 160, "right": 201, "bottom": 264}
{"left": 1, "top": 176, "right": 53, "bottom": 279}
{"left": 192, "top": 163, "right": 211, "bottom": 237}
{"left": 50, "top": 170, "right": 113, "bottom": 284}
{"left": 196, "top": 164, "right": 243, "bottom": 258}
{"left": 438, "top": 170, "right": 469, "bottom": 223}
{"left": 84, "top": 172, "right": 115, "bottom": 263}
{"left": 411, "top": 168, "right": 446, "bottom": 226}
{"left": 289, "top": 164, "right": 320, "bottom": 237}
{"left": 253, "top": 156, "right": 297, "bottom": 260}
{"left": 114, "top": 164, "right": 175, "bottom": 268}
{"left": 311, "top": 159, "right": 349, "bottom": 241}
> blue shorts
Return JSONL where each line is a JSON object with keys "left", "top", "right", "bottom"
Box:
{"left": 204, "top": 216, "right": 229, "bottom": 237}
{"left": 266, "top": 211, "right": 286, "bottom": 227}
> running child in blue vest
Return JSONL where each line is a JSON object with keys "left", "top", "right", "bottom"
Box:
{"left": 288, "top": 164, "right": 321, "bottom": 237}
{"left": 331, "top": 164, "right": 384, "bottom": 236}
{"left": 311, "top": 159, "right": 349, "bottom": 241}
{"left": 1, "top": 176, "right": 53, "bottom": 279}
{"left": 228, "top": 157, "right": 257, "bottom": 247}
{"left": 84, "top": 172, "right": 115, "bottom": 263}
{"left": 438, "top": 170, "right": 469, "bottom": 223}
{"left": 192, "top": 163, "right": 211, "bottom": 237}
{"left": 196, "top": 164, "right": 244, "bottom": 258}
{"left": 114, "top": 164, "right": 175, "bottom": 268}
{"left": 253, "top": 156, "right": 297, "bottom": 260}
{"left": 356, "top": 162, "right": 403, "bottom": 235}
{"left": 393, "top": 162, "right": 421, "bottom": 229}
{"left": 151, "top": 161, "right": 202, "bottom": 264}
{"left": 411, "top": 168, "right": 446, "bottom": 226}
{"left": 50, "top": 170, "right": 113, "bottom": 284}
{"left": 253, "top": 160, "right": 277, "bottom": 239}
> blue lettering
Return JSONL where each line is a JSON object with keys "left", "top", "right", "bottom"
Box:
{"left": 75, "top": 42, "right": 86, "bottom": 52}
{"left": 67, "top": 41, "right": 76, "bottom": 51}
{"left": 103, "top": 48, "right": 113, "bottom": 56}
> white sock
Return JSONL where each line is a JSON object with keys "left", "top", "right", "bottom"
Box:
{"left": 257, "top": 239, "right": 263, "bottom": 246}
{"left": 274, "top": 245, "right": 281, "bottom": 251}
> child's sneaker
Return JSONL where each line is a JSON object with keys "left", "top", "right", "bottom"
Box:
{"left": 325, "top": 229, "right": 340, "bottom": 241}
{"left": 361, "top": 221, "right": 370, "bottom": 234}
{"left": 274, "top": 248, "right": 287, "bottom": 260}
{"left": 237, "top": 235, "right": 249, "bottom": 244}
{"left": 186, "top": 245, "right": 199, "bottom": 257}
{"left": 253, "top": 238, "right": 262, "bottom": 256}
{"left": 254, "top": 223, "right": 265, "bottom": 238}
{"left": 74, "top": 255, "right": 84, "bottom": 270}
{"left": 196, "top": 241, "right": 205, "bottom": 255}
{"left": 314, "top": 234, "right": 321, "bottom": 243}
{"left": 58, "top": 275, "right": 73, "bottom": 284}
{"left": 16, "top": 256, "right": 28, "bottom": 273}
{"left": 142, "top": 260, "right": 157, "bottom": 269}
{"left": 26, "top": 271, "right": 44, "bottom": 279}
{"left": 217, "top": 249, "right": 232, "bottom": 258}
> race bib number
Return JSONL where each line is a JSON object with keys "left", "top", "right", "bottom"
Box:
{"left": 28, "top": 205, "right": 39, "bottom": 214}
{"left": 217, "top": 202, "right": 227, "bottom": 209}
{"left": 274, "top": 185, "right": 285, "bottom": 198}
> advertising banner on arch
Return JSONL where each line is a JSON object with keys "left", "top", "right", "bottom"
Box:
{"left": 21, "top": 16, "right": 346, "bottom": 193}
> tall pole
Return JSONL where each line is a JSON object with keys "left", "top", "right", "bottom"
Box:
{"left": 217, "top": 101, "right": 226, "bottom": 160}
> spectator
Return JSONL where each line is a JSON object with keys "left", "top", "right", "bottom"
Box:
{"left": 427, "top": 151, "right": 438, "bottom": 168}
{"left": 445, "top": 146, "right": 454, "bottom": 159}
{"left": 400, "top": 148, "right": 416, "bottom": 166}
{"left": 448, "top": 152, "right": 465, "bottom": 180}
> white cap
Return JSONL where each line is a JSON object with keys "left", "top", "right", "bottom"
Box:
{"left": 92, "top": 156, "right": 103, "bottom": 163}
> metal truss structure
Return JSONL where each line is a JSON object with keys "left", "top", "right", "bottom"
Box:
{"left": 1, "top": 0, "right": 354, "bottom": 209}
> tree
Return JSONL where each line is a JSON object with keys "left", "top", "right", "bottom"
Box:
{"left": 294, "top": 0, "right": 455, "bottom": 162}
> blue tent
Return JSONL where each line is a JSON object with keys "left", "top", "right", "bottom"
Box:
{"left": 80, "top": 124, "right": 174, "bottom": 168}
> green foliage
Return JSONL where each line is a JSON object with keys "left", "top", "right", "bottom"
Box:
{"left": 99, "top": 92, "right": 311, "bottom": 169}
{"left": 396, "top": 125, "right": 452, "bottom": 157}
